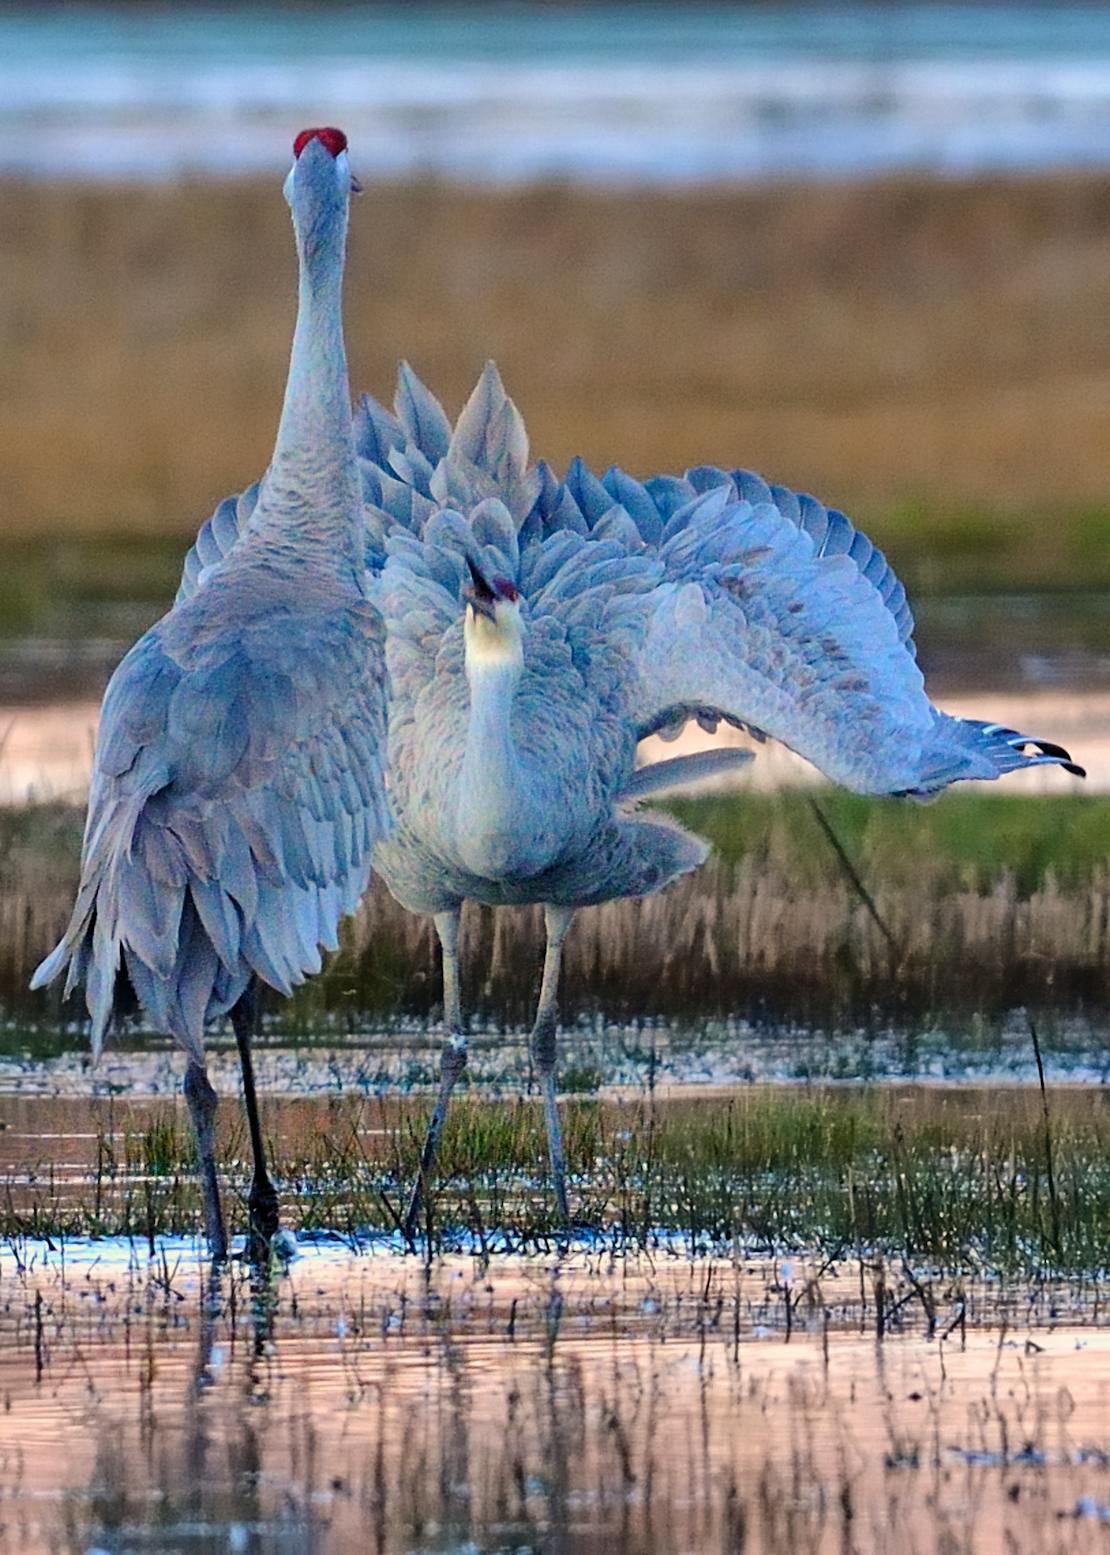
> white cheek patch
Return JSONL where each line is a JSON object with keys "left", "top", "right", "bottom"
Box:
{"left": 334, "top": 150, "right": 350, "bottom": 191}
{"left": 465, "top": 609, "right": 524, "bottom": 668}
{"left": 282, "top": 163, "right": 296, "bottom": 205}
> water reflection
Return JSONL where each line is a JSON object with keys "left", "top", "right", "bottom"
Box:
{"left": 0, "top": 1245, "right": 1109, "bottom": 1554}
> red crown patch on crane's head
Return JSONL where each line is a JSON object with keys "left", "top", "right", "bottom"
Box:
{"left": 293, "top": 127, "right": 348, "bottom": 159}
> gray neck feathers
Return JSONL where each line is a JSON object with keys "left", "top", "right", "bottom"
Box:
{"left": 248, "top": 185, "right": 363, "bottom": 589}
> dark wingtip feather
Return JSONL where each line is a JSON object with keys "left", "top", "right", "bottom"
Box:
{"left": 1025, "top": 737, "right": 1072, "bottom": 761}
{"left": 1005, "top": 731, "right": 1084, "bottom": 777}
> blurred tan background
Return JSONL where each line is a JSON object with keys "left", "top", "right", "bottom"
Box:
{"left": 4, "top": 172, "right": 1110, "bottom": 597}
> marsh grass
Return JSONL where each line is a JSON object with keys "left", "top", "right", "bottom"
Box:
{"left": 7, "top": 1085, "right": 1110, "bottom": 1278}
{"left": 5, "top": 791, "right": 1109, "bottom": 1032}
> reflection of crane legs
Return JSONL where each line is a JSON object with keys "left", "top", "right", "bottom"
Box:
{"left": 184, "top": 1060, "right": 227, "bottom": 1260}
{"left": 404, "top": 910, "right": 466, "bottom": 1243}
{"left": 231, "top": 980, "right": 280, "bottom": 1262}
{"left": 530, "top": 905, "right": 573, "bottom": 1227}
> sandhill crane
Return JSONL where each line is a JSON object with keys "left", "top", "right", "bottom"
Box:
{"left": 32, "top": 128, "right": 389, "bottom": 1260}
{"left": 174, "top": 330, "right": 1083, "bottom": 1242}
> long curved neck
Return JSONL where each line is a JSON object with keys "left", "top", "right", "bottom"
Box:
{"left": 456, "top": 654, "right": 534, "bottom": 877}
{"left": 248, "top": 200, "right": 363, "bottom": 588}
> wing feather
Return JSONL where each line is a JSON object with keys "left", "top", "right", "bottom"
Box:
{"left": 32, "top": 582, "right": 391, "bottom": 1057}
{"left": 394, "top": 360, "right": 452, "bottom": 465}
{"left": 633, "top": 481, "right": 1081, "bottom": 796}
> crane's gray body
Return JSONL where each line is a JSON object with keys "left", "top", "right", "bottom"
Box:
{"left": 47, "top": 561, "right": 387, "bottom": 1056}
{"left": 36, "top": 232, "right": 1080, "bottom": 1060}
{"left": 178, "top": 360, "right": 1080, "bottom": 937}
{"left": 32, "top": 137, "right": 391, "bottom": 1063}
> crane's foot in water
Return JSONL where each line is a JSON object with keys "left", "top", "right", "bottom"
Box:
{"left": 400, "top": 1187, "right": 425, "bottom": 1252}
{"left": 244, "top": 1175, "right": 281, "bottom": 1265}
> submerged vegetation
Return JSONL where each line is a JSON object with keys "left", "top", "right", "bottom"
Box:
{"left": 3, "top": 1084, "right": 1110, "bottom": 1279}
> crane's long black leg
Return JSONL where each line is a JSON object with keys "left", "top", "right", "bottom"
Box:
{"left": 530, "top": 905, "right": 574, "bottom": 1230}
{"left": 230, "top": 981, "right": 279, "bottom": 1263}
{"left": 183, "top": 1059, "right": 228, "bottom": 1261}
{"left": 403, "top": 910, "right": 465, "bottom": 1246}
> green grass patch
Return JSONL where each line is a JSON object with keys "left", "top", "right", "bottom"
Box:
{"left": 5, "top": 1086, "right": 1110, "bottom": 1278}
{"left": 667, "top": 788, "right": 1110, "bottom": 896}
{"left": 2, "top": 509, "right": 1110, "bottom": 651}
{"left": 866, "top": 500, "right": 1110, "bottom": 595}
{"left": 0, "top": 533, "right": 186, "bottom": 642}
{"left": 7, "top": 789, "right": 1104, "bottom": 903}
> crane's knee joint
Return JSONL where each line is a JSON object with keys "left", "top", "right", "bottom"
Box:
{"left": 530, "top": 1021, "right": 557, "bottom": 1074}
{"left": 184, "top": 1062, "right": 218, "bottom": 1129}
{"left": 441, "top": 1035, "right": 468, "bottom": 1084}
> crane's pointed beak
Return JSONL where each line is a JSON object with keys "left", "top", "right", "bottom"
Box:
{"left": 350, "top": 172, "right": 363, "bottom": 195}
{"left": 465, "top": 555, "right": 498, "bottom": 621}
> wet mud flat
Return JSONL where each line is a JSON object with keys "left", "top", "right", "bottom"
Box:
{"left": 1, "top": 1242, "right": 1110, "bottom": 1554}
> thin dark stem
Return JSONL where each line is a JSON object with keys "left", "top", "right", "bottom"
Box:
{"left": 1029, "top": 1018, "right": 1062, "bottom": 1262}
{"left": 808, "top": 798, "right": 897, "bottom": 957}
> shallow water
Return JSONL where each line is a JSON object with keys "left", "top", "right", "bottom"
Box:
{"left": 3, "top": 1009, "right": 1110, "bottom": 1103}
{"left": 1, "top": 1063, "right": 1109, "bottom": 1548}
{"left": 1, "top": 1240, "right": 1110, "bottom": 1554}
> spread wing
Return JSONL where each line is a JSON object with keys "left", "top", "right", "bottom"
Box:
{"left": 32, "top": 577, "right": 390, "bottom": 1059}
{"left": 627, "top": 472, "right": 1081, "bottom": 796}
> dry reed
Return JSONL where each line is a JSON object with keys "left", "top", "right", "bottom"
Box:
{"left": 6, "top": 795, "right": 1108, "bottom": 1029}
